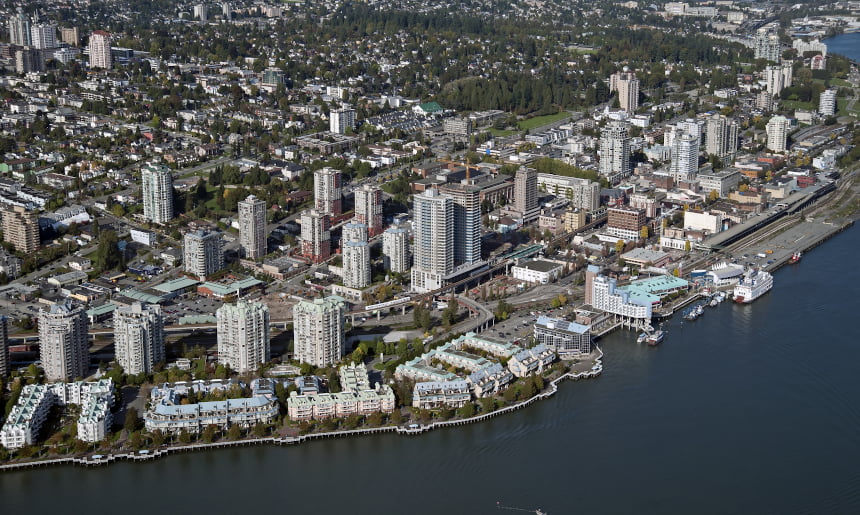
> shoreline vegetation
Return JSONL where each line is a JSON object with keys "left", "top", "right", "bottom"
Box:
{"left": 0, "top": 350, "right": 604, "bottom": 472}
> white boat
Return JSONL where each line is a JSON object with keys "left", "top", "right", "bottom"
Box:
{"left": 637, "top": 332, "right": 648, "bottom": 344}
{"left": 647, "top": 330, "right": 665, "bottom": 346}
{"left": 733, "top": 269, "right": 774, "bottom": 303}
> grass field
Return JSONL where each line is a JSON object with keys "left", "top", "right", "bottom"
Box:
{"left": 780, "top": 100, "right": 815, "bottom": 111}
{"left": 837, "top": 97, "right": 860, "bottom": 117}
{"left": 489, "top": 128, "right": 518, "bottom": 137}
{"left": 517, "top": 111, "right": 572, "bottom": 131}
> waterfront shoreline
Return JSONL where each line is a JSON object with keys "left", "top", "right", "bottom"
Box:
{"left": 0, "top": 348, "right": 604, "bottom": 472}
{"left": 3, "top": 174, "right": 857, "bottom": 474}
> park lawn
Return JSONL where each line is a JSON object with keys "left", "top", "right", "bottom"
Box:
{"left": 780, "top": 99, "right": 815, "bottom": 111}
{"left": 518, "top": 111, "right": 572, "bottom": 131}
{"left": 203, "top": 184, "right": 223, "bottom": 210}
{"left": 489, "top": 128, "right": 517, "bottom": 137}
{"left": 838, "top": 97, "right": 860, "bottom": 117}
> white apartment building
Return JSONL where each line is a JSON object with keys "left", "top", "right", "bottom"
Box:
{"left": 766, "top": 115, "right": 790, "bottom": 153}
{"left": 467, "top": 363, "right": 515, "bottom": 398}
{"left": 589, "top": 272, "right": 652, "bottom": 319}
{"left": 39, "top": 300, "right": 89, "bottom": 382}
{"left": 293, "top": 296, "right": 346, "bottom": 367}
{"left": 704, "top": 114, "right": 738, "bottom": 159}
{"left": 793, "top": 38, "right": 827, "bottom": 56}
{"left": 217, "top": 301, "right": 270, "bottom": 374}
{"left": 0, "top": 316, "right": 7, "bottom": 377}
{"left": 508, "top": 344, "right": 556, "bottom": 377}
{"left": 599, "top": 121, "right": 631, "bottom": 184}
{"left": 287, "top": 385, "right": 396, "bottom": 421}
{"left": 765, "top": 63, "right": 793, "bottom": 97}
{"left": 342, "top": 220, "right": 368, "bottom": 244}
{"left": 411, "top": 188, "right": 453, "bottom": 293}
{"left": 684, "top": 210, "right": 722, "bottom": 234}
{"left": 141, "top": 163, "right": 174, "bottom": 224}
{"left": 754, "top": 27, "right": 781, "bottom": 62}
{"left": 238, "top": 194, "right": 267, "bottom": 260}
{"left": 342, "top": 240, "right": 370, "bottom": 289}
{"left": 8, "top": 13, "right": 31, "bottom": 46}
{"left": 339, "top": 362, "right": 372, "bottom": 392}
{"left": 88, "top": 30, "right": 112, "bottom": 69}
{"left": 697, "top": 169, "right": 742, "bottom": 197}
{"left": 536, "top": 173, "right": 600, "bottom": 211}
{"left": 383, "top": 226, "right": 410, "bottom": 273}
{"left": 145, "top": 380, "right": 278, "bottom": 434}
{"left": 113, "top": 303, "right": 165, "bottom": 375}
{"left": 30, "top": 22, "right": 57, "bottom": 49}
{"left": 412, "top": 380, "right": 472, "bottom": 409}
{"left": 1, "top": 380, "right": 114, "bottom": 449}
{"left": 314, "top": 167, "right": 342, "bottom": 215}
{"left": 330, "top": 107, "right": 356, "bottom": 134}
{"left": 353, "top": 184, "right": 383, "bottom": 236}
{"left": 670, "top": 132, "right": 699, "bottom": 182}
{"left": 513, "top": 166, "right": 539, "bottom": 222}
{"left": 819, "top": 89, "right": 837, "bottom": 117}
{"left": 611, "top": 69, "right": 639, "bottom": 113}
{"left": 511, "top": 259, "right": 564, "bottom": 284}
{"left": 300, "top": 209, "right": 331, "bottom": 263}
{"left": 77, "top": 393, "right": 113, "bottom": 443}
{"left": 183, "top": 230, "right": 224, "bottom": 280}
{"left": 0, "top": 385, "right": 55, "bottom": 450}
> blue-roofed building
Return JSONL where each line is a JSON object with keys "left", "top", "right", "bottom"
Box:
{"left": 467, "top": 363, "right": 514, "bottom": 398}
{"left": 144, "top": 380, "right": 278, "bottom": 434}
{"left": 508, "top": 344, "right": 556, "bottom": 378}
{"left": 412, "top": 380, "right": 471, "bottom": 409}
{"left": 534, "top": 316, "right": 593, "bottom": 357}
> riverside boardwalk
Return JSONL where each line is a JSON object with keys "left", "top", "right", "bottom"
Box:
{"left": 0, "top": 350, "right": 604, "bottom": 472}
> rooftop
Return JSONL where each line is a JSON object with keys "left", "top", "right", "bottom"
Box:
{"left": 515, "top": 259, "right": 563, "bottom": 273}
{"left": 535, "top": 316, "right": 590, "bottom": 335}
{"left": 152, "top": 277, "right": 200, "bottom": 293}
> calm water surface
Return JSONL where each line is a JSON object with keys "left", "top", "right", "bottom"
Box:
{"left": 2, "top": 228, "right": 860, "bottom": 514}
{"left": 824, "top": 32, "right": 860, "bottom": 61}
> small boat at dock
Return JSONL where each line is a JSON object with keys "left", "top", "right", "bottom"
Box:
{"left": 647, "top": 330, "right": 665, "bottom": 346}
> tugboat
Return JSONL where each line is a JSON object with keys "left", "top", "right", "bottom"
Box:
{"left": 647, "top": 330, "right": 665, "bottom": 346}
{"left": 789, "top": 251, "right": 802, "bottom": 264}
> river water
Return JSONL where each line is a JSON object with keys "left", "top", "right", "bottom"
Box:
{"left": 824, "top": 32, "right": 860, "bottom": 62}
{"left": 2, "top": 227, "right": 860, "bottom": 514}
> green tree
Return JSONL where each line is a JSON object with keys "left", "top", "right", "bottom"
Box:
{"left": 456, "top": 401, "right": 476, "bottom": 418}
{"left": 202, "top": 424, "right": 217, "bottom": 443}
{"left": 441, "top": 300, "right": 459, "bottom": 329}
{"left": 124, "top": 407, "right": 139, "bottom": 432}
{"left": 253, "top": 423, "right": 268, "bottom": 438}
{"left": 390, "top": 409, "right": 403, "bottom": 425}
{"left": 227, "top": 424, "right": 241, "bottom": 440}
{"left": 128, "top": 431, "right": 142, "bottom": 450}
{"left": 94, "top": 230, "right": 123, "bottom": 272}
